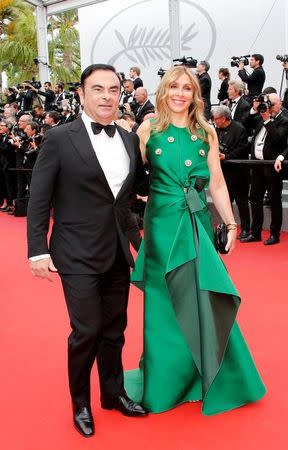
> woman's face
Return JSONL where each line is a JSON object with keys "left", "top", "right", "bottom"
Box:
{"left": 166, "top": 73, "right": 194, "bottom": 115}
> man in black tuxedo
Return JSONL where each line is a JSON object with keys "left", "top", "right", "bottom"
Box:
{"left": 212, "top": 105, "right": 250, "bottom": 238}
{"left": 238, "top": 54, "right": 265, "bottom": 105}
{"left": 196, "top": 60, "right": 211, "bottom": 119}
{"left": 240, "top": 93, "right": 288, "bottom": 245}
{"left": 227, "top": 80, "right": 251, "bottom": 128}
{"left": 134, "top": 88, "right": 155, "bottom": 124}
{"left": 27, "top": 64, "right": 149, "bottom": 438}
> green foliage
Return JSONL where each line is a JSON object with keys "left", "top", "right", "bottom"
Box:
{"left": 0, "top": 0, "right": 81, "bottom": 86}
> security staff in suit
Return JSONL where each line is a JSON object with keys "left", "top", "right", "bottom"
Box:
{"left": 212, "top": 105, "right": 250, "bottom": 239}
{"left": 27, "top": 64, "right": 149, "bottom": 438}
{"left": 238, "top": 54, "right": 266, "bottom": 105}
{"left": 241, "top": 93, "right": 288, "bottom": 245}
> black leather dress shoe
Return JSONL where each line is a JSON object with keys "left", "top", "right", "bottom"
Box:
{"left": 73, "top": 406, "right": 94, "bottom": 437}
{"left": 263, "top": 235, "right": 280, "bottom": 245}
{"left": 101, "top": 394, "right": 149, "bottom": 417}
{"left": 240, "top": 234, "right": 261, "bottom": 243}
{"left": 237, "top": 230, "right": 250, "bottom": 240}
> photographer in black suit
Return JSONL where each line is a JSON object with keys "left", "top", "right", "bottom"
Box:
{"left": 27, "top": 64, "right": 149, "bottom": 437}
{"left": 212, "top": 105, "right": 250, "bottom": 238}
{"left": 26, "top": 81, "right": 56, "bottom": 111}
{"left": 238, "top": 54, "right": 266, "bottom": 105}
{"left": 241, "top": 93, "right": 288, "bottom": 245}
{"left": 196, "top": 60, "right": 212, "bottom": 119}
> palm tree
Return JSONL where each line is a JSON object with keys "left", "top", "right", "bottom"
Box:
{"left": 48, "top": 10, "right": 81, "bottom": 84}
{"left": 0, "top": 0, "right": 38, "bottom": 84}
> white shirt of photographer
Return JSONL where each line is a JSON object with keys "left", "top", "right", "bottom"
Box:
{"left": 30, "top": 111, "right": 130, "bottom": 262}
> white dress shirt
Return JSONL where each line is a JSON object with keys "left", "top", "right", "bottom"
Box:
{"left": 30, "top": 111, "right": 130, "bottom": 262}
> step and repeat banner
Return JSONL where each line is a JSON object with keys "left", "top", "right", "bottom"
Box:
{"left": 79, "top": 0, "right": 287, "bottom": 102}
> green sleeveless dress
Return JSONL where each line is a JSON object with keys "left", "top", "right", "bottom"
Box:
{"left": 125, "top": 124, "right": 266, "bottom": 415}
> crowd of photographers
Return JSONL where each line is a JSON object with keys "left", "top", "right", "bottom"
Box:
{"left": 1, "top": 56, "right": 288, "bottom": 245}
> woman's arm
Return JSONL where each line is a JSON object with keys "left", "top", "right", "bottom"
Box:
{"left": 136, "top": 119, "right": 151, "bottom": 163}
{"left": 207, "top": 128, "right": 237, "bottom": 253}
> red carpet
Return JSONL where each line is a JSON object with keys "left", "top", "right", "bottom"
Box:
{"left": 1, "top": 214, "right": 287, "bottom": 450}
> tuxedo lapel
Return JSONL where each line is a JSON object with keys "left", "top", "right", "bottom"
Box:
{"left": 67, "top": 117, "right": 114, "bottom": 196}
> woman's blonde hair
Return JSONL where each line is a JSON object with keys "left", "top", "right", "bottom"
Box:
{"left": 152, "top": 65, "right": 212, "bottom": 139}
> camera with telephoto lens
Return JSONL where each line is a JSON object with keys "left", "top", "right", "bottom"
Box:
{"left": 253, "top": 94, "right": 272, "bottom": 113}
{"left": 157, "top": 67, "right": 167, "bottom": 77}
{"left": 230, "top": 55, "right": 250, "bottom": 67}
{"left": 23, "top": 77, "right": 42, "bottom": 90}
{"left": 276, "top": 54, "right": 288, "bottom": 63}
{"left": 173, "top": 56, "right": 198, "bottom": 68}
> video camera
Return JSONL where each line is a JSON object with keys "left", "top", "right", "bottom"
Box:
{"left": 66, "top": 82, "right": 81, "bottom": 92}
{"left": 173, "top": 56, "right": 198, "bottom": 68}
{"left": 276, "top": 54, "right": 288, "bottom": 63}
{"left": 230, "top": 55, "right": 250, "bottom": 68}
{"left": 253, "top": 94, "right": 272, "bottom": 113}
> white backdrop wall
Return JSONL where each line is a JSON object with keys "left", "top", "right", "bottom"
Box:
{"left": 79, "top": 0, "right": 288, "bottom": 103}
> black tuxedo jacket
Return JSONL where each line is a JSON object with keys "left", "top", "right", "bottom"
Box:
{"left": 232, "top": 96, "right": 251, "bottom": 127}
{"left": 197, "top": 72, "right": 211, "bottom": 113}
{"left": 135, "top": 99, "right": 155, "bottom": 124}
{"left": 217, "top": 79, "right": 228, "bottom": 102}
{"left": 27, "top": 117, "right": 149, "bottom": 274}
{"left": 250, "top": 112, "right": 288, "bottom": 160}
{"left": 217, "top": 120, "right": 248, "bottom": 160}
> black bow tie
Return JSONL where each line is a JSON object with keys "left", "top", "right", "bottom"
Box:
{"left": 91, "top": 122, "right": 116, "bottom": 138}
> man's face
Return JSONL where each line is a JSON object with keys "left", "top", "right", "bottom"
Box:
{"left": 269, "top": 98, "right": 282, "bottom": 117}
{"left": 44, "top": 83, "right": 50, "bottom": 91}
{"left": 227, "top": 85, "right": 239, "bottom": 100}
{"left": 123, "top": 82, "right": 133, "bottom": 94}
{"left": 196, "top": 63, "right": 205, "bottom": 74}
{"left": 250, "top": 57, "right": 259, "bottom": 69}
{"left": 79, "top": 69, "right": 120, "bottom": 124}
{"left": 212, "top": 115, "right": 227, "bottom": 128}
{"left": 34, "top": 107, "right": 43, "bottom": 117}
{"left": 25, "top": 124, "right": 35, "bottom": 137}
{"left": 0, "top": 123, "right": 8, "bottom": 135}
{"left": 134, "top": 89, "right": 146, "bottom": 105}
{"left": 44, "top": 114, "right": 53, "bottom": 125}
{"left": 54, "top": 85, "right": 61, "bottom": 94}
{"left": 129, "top": 69, "right": 136, "bottom": 79}
{"left": 18, "top": 116, "right": 30, "bottom": 130}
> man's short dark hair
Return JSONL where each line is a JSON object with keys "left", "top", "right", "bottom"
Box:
{"left": 80, "top": 64, "right": 119, "bottom": 88}
{"left": 44, "top": 81, "right": 52, "bottom": 87}
{"left": 252, "top": 54, "right": 264, "bottom": 65}
{"left": 262, "top": 86, "right": 277, "bottom": 95}
{"left": 55, "top": 82, "right": 64, "bottom": 90}
{"left": 46, "top": 111, "right": 60, "bottom": 124}
{"left": 28, "top": 121, "right": 40, "bottom": 133}
{"left": 199, "top": 60, "right": 210, "bottom": 72}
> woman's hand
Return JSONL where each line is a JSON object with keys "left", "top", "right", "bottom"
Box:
{"left": 225, "top": 228, "right": 237, "bottom": 254}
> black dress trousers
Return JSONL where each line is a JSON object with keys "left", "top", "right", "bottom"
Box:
{"left": 60, "top": 242, "right": 130, "bottom": 408}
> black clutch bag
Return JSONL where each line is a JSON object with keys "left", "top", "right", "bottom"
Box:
{"left": 214, "top": 223, "right": 229, "bottom": 254}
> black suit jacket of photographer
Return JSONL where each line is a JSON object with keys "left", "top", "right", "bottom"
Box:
{"left": 238, "top": 66, "right": 266, "bottom": 98}
{"left": 250, "top": 111, "right": 288, "bottom": 160}
{"left": 27, "top": 117, "right": 149, "bottom": 274}
{"left": 135, "top": 99, "right": 155, "bottom": 124}
{"left": 36, "top": 88, "right": 56, "bottom": 111}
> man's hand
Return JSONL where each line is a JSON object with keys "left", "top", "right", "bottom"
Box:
{"left": 219, "top": 152, "right": 225, "bottom": 160}
{"left": 238, "top": 62, "right": 245, "bottom": 70}
{"left": 29, "top": 257, "right": 57, "bottom": 282}
{"left": 274, "top": 159, "right": 282, "bottom": 172}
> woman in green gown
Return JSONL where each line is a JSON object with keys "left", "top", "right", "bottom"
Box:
{"left": 125, "top": 66, "right": 266, "bottom": 415}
